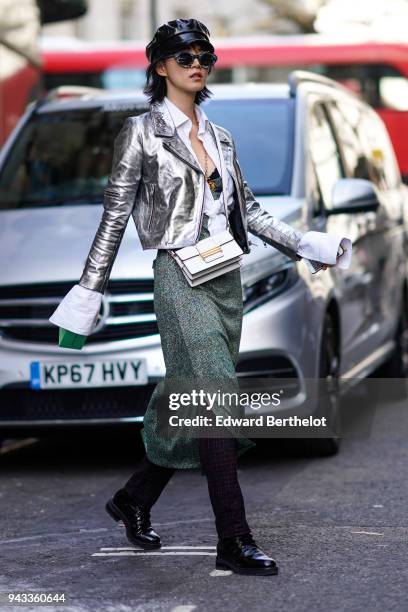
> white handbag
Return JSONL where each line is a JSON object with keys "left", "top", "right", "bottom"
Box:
{"left": 168, "top": 229, "right": 243, "bottom": 287}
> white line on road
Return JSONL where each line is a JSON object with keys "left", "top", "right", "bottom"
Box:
{"left": 0, "top": 519, "right": 214, "bottom": 545}
{"left": 209, "top": 569, "right": 233, "bottom": 577}
{"left": 351, "top": 530, "right": 384, "bottom": 536}
{"left": 92, "top": 551, "right": 217, "bottom": 556}
{"left": 100, "top": 546, "right": 216, "bottom": 551}
{"left": 0, "top": 528, "right": 109, "bottom": 544}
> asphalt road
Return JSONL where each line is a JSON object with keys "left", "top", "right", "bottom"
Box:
{"left": 1, "top": 384, "right": 407, "bottom": 612}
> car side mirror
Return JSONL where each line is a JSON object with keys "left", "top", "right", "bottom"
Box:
{"left": 328, "top": 178, "right": 380, "bottom": 214}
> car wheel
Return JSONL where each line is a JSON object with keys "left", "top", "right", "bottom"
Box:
{"left": 376, "top": 286, "right": 408, "bottom": 400}
{"left": 300, "top": 312, "right": 341, "bottom": 457}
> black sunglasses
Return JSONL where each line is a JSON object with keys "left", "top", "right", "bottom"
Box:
{"left": 167, "top": 50, "right": 218, "bottom": 69}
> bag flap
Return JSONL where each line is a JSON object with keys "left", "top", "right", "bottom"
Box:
{"left": 195, "top": 236, "right": 223, "bottom": 262}
{"left": 173, "top": 230, "right": 235, "bottom": 262}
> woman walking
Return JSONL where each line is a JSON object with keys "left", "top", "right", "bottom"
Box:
{"left": 50, "top": 18, "right": 345, "bottom": 576}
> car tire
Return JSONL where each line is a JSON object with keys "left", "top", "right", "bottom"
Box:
{"left": 376, "top": 285, "right": 408, "bottom": 400}
{"left": 299, "top": 312, "right": 341, "bottom": 457}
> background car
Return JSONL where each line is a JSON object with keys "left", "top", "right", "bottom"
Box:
{"left": 0, "top": 72, "right": 407, "bottom": 457}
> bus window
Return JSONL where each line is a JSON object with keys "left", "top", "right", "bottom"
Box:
{"left": 103, "top": 67, "right": 146, "bottom": 90}
{"left": 379, "top": 76, "right": 408, "bottom": 112}
{"left": 218, "top": 62, "right": 408, "bottom": 113}
{"left": 44, "top": 67, "right": 147, "bottom": 91}
{"left": 324, "top": 64, "right": 408, "bottom": 111}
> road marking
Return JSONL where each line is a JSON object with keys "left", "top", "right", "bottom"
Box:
{"left": 209, "top": 569, "right": 232, "bottom": 577}
{"left": 351, "top": 530, "right": 384, "bottom": 536}
{"left": 0, "top": 528, "right": 109, "bottom": 544}
{"left": 100, "top": 546, "right": 216, "bottom": 551}
{"left": 92, "top": 551, "right": 217, "bottom": 556}
{"left": 171, "top": 606, "right": 197, "bottom": 612}
{"left": 0, "top": 519, "right": 214, "bottom": 546}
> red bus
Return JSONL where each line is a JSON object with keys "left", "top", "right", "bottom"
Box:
{"left": 41, "top": 34, "right": 408, "bottom": 181}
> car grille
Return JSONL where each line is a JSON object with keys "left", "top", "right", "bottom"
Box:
{"left": 0, "top": 384, "right": 155, "bottom": 421}
{"left": 0, "top": 280, "right": 159, "bottom": 345}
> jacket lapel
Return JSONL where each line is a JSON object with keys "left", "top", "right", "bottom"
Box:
{"left": 150, "top": 101, "right": 202, "bottom": 173}
{"left": 150, "top": 101, "right": 240, "bottom": 186}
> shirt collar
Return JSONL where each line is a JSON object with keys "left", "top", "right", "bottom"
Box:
{"left": 162, "top": 96, "right": 209, "bottom": 136}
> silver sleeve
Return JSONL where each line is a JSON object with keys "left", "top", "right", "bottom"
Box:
{"left": 78, "top": 116, "right": 143, "bottom": 293}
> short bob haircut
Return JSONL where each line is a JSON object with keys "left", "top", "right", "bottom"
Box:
{"left": 143, "top": 41, "right": 214, "bottom": 106}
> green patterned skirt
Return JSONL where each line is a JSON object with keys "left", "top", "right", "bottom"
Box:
{"left": 140, "top": 214, "right": 256, "bottom": 469}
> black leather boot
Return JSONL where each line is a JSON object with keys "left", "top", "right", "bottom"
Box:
{"left": 216, "top": 532, "right": 278, "bottom": 575}
{"left": 105, "top": 488, "right": 161, "bottom": 550}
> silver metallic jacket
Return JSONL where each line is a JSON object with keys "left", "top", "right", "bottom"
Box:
{"left": 79, "top": 101, "right": 305, "bottom": 294}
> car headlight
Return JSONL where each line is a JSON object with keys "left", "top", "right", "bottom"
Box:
{"left": 242, "top": 262, "right": 299, "bottom": 313}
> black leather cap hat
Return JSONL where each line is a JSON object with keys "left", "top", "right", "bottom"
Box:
{"left": 146, "top": 18, "right": 214, "bottom": 64}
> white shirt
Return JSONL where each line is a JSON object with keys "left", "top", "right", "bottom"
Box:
{"left": 48, "top": 101, "right": 353, "bottom": 336}
{"left": 160, "top": 95, "right": 233, "bottom": 236}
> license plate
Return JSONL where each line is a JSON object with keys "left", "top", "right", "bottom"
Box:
{"left": 30, "top": 358, "right": 148, "bottom": 389}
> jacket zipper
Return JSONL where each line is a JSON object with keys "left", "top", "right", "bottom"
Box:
{"left": 162, "top": 142, "right": 201, "bottom": 173}
{"left": 162, "top": 142, "right": 206, "bottom": 241}
{"left": 162, "top": 142, "right": 208, "bottom": 242}
{"left": 210, "top": 127, "right": 230, "bottom": 232}
{"left": 163, "top": 141, "right": 244, "bottom": 246}
{"left": 148, "top": 185, "right": 155, "bottom": 229}
{"left": 195, "top": 176, "right": 206, "bottom": 241}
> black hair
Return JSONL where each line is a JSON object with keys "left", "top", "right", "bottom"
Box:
{"left": 143, "top": 42, "right": 214, "bottom": 105}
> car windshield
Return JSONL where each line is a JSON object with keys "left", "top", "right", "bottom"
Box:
{"left": 0, "top": 107, "right": 140, "bottom": 210}
{"left": 0, "top": 97, "right": 294, "bottom": 210}
{"left": 203, "top": 97, "right": 295, "bottom": 195}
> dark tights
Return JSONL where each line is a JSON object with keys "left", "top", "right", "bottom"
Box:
{"left": 124, "top": 437, "right": 250, "bottom": 539}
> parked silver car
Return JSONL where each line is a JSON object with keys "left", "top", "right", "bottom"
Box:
{"left": 1, "top": 72, "right": 407, "bottom": 456}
